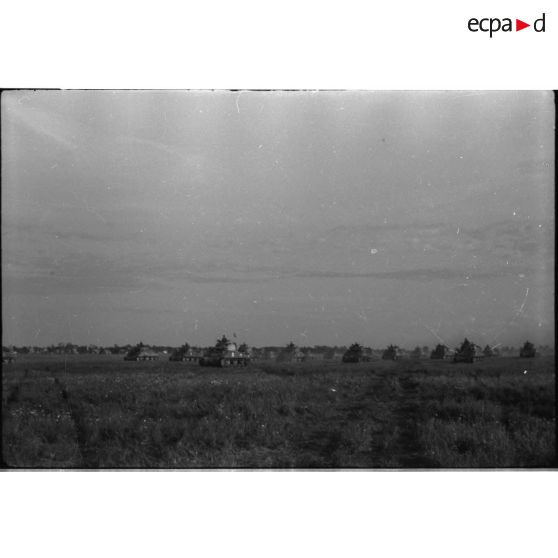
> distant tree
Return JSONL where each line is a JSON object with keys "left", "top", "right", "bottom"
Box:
{"left": 285, "top": 342, "right": 296, "bottom": 352}
{"left": 126, "top": 343, "right": 143, "bottom": 360}
{"left": 483, "top": 345, "right": 494, "bottom": 358}
{"left": 453, "top": 338, "right": 476, "bottom": 363}
{"left": 238, "top": 343, "right": 249, "bottom": 354}
{"left": 276, "top": 342, "right": 298, "bottom": 362}
{"left": 342, "top": 343, "right": 364, "bottom": 363}
{"left": 520, "top": 341, "right": 536, "bottom": 358}
{"left": 351, "top": 343, "right": 363, "bottom": 353}
{"left": 411, "top": 346, "right": 422, "bottom": 359}
{"left": 216, "top": 335, "right": 230, "bottom": 349}
{"left": 382, "top": 345, "right": 399, "bottom": 361}
{"left": 169, "top": 343, "right": 190, "bottom": 361}
{"left": 430, "top": 344, "right": 447, "bottom": 359}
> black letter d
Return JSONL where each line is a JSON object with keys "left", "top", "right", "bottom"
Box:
{"left": 534, "top": 13, "right": 545, "bottom": 32}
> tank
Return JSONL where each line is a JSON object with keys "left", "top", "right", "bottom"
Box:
{"left": 453, "top": 339, "right": 483, "bottom": 363}
{"left": 199, "top": 341, "right": 250, "bottom": 367}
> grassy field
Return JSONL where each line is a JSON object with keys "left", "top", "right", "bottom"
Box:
{"left": 2, "top": 354, "right": 555, "bottom": 468}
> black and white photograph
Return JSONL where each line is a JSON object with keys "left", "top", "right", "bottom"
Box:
{"left": 2, "top": 89, "right": 554, "bottom": 469}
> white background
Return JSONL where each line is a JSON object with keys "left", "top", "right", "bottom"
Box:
{"left": 1, "top": 0, "right": 557, "bottom": 88}
{"left": 1, "top": 1, "right": 556, "bottom": 557}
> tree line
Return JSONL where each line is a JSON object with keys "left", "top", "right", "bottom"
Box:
{"left": 2, "top": 338, "right": 549, "bottom": 360}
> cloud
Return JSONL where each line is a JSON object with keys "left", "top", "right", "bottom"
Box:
{"left": 2, "top": 272, "right": 145, "bottom": 296}
{"left": 294, "top": 266, "right": 527, "bottom": 281}
{"left": 179, "top": 274, "right": 265, "bottom": 284}
{"left": 127, "top": 260, "right": 527, "bottom": 285}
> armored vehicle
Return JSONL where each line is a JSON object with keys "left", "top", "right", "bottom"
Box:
{"left": 199, "top": 340, "right": 250, "bottom": 367}
{"left": 453, "top": 339, "right": 483, "bottom": 363}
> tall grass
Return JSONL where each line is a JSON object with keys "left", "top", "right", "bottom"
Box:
{"left": 2, "top": 356, "right": 555, "bottom": 468}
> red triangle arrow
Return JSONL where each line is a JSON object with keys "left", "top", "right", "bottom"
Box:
{"left": 516, "top": 19, "right": 530, "bottom": 31}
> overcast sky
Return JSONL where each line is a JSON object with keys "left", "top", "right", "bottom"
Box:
{"left": 2, "top": 90, "right": 554, "bottom": 348}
